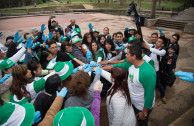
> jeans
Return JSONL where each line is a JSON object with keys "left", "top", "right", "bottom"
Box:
{"left": 133, "top": 105, "right": 152, "bottom": 126}
{"left": 156, "top": 71, "right": 165, "bottom": 98}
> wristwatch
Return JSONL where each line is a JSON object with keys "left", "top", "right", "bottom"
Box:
{"left": 142, "top": 111, "right": 148, "bottom": 117}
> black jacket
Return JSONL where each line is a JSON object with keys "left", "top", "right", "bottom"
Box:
{"left": 48, "top": 20, "right": 64, "bottom": 36}
{"left": 67, "top": 24, "right": 80, "bottom": 30}
{"left": 56, "top": 51, "right": 79, "bottom": 68}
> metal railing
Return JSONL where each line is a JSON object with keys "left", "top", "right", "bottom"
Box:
{"left": 171, "top": 0, "right": 194, "bottom": 17}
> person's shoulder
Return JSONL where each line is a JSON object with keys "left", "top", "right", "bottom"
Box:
{"left": 140, "top": 61, "right": 155, "bottom": 73}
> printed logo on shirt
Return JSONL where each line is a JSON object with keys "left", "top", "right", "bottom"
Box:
{"left": 129, "top": 74, "right": 134, "bottom": 85}
{"left": 7, "top": 60, "right": 11, "bottom": 64}
{"left": 168, "top": 58, "right": 172, "bottom": 64}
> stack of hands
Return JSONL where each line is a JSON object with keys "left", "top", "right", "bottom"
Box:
{"left": 72, "top": 61, "right": 102, "bottom": 74}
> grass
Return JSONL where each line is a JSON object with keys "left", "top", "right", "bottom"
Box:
{"left": 0, "top": 0, "right": 184, "bottom": 14}
{"left": 90, "top": 0, "right": 184, "bottom": 10}
{"left": 0, "top": 9, "right": 27, "bottom": 14}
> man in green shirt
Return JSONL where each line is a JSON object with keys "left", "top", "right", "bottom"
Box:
{"left": 126, "top": 44, "right": 156, "bottom": 126}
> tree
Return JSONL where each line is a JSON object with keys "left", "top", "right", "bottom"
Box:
{"left": 150, "top": 0, "right": 157, "bottom": 19}
{"left": 120, "top": 0, "right": 125, "bottom": 6}
{"left": 158, "top": 0, "right": 161, "bottom": 8}
{"left": 104, "top": 0, "right": 108, "bottom": 6}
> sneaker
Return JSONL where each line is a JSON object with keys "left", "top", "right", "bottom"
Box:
{"left": 162, "top": 97, "right": 167, "bottom": 104}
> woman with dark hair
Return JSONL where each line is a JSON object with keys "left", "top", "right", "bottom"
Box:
{"left": 98, "top": 35, "right": 106, "bottom": 49}
{"left": 94, "top": 67, "right": 136, "bottom": 126}
{"left": 89, "top": 41, "right": 104, "bottom": 63}
{"left": 39, "top": 50, "right": 53, "bottom": 69}
{"left": 103, "top": 27, "right": 111, "bottom": 39}
{"left": 10, "top": 65, "right": 55, "bottom": 104}
{"left": 167, "top": 33, "right": 180, "bottom": 56}
{"left": 82, "top": 32, "right": 92, "bottom": 51}
{"left": 27, "top": 60, "right": 43, "bottom": 79}
{"left": 33, "top": 74, "right": 62, "bottom": 120}
{"left": 103, "top": 39, "right": 116, "bottom": 61}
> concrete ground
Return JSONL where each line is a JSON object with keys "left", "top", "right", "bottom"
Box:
{"left": 0, "top": 13, "right": 194, "bottom": 126}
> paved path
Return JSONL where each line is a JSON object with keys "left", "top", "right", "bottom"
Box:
{"left": 0, "top": 13, "right": 193, "bottom": 125}
{"left": 83, "top": 4, "right": 94, "bottom": 9}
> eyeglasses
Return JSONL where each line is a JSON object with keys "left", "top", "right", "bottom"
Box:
{"left": 172, "top": 37, "right": 177, "bottom": 41}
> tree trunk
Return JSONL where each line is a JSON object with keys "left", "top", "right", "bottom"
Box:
{"left": 150, "top": 0, "right": 157, "bottom": 19}
{"left": 105, "top": 0, "right": 108, "bottom": 6}
{"left": 120, "top": 0, "right": 124, "bottom": 6}
{"left": 158, "top": 0, "right": 161, "bottom": 8}
{"left": 98, "top": 0, "right": 100, "bottom": 3}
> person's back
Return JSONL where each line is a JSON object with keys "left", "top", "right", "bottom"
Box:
{"left": 33, "top": 74, "right": 62, "bottom": 119}
{"left": 106, "top": 91, "right": 136, "bottom": 126}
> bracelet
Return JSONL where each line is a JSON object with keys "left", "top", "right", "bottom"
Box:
{"left": 142, "top": 111, "right": 148, "bottom": 117}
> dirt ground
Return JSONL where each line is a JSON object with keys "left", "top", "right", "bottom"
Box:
{"left": 0, "top": 13, "right": 194, "bottom": 126}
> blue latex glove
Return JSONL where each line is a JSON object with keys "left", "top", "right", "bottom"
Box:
{"left": 120, "top": 43, "right": 124, "bottom": 46}
{"left": 32, "top": 42, "right": 40, "bottom": 50}
{"left": 88, "top": 23, "right": 94, "bottom": 29}
{"left": 13, "top": 31, "right": 22, "bottom": 43}
{"left": 98, "top": 48, "right": 104, "bottom": 52}
{"left": 60, "top": 35, "right": 67, "bottom": 42}
{"left": 41, "top": 24, "right": 46, "bottom": 32}
{"left": 84, "top": 64, "right": 90, "bottom": 69}
{"left": 115, "top": 46, "right": 124, "bottom": 50}
{"left": 175, "top": 71, "right": 194, "bottom": 83}
{"left": 68, "top": 31, "right": 71, "bottom": 38}
{"left": 33, "top": 111, "right": 41, "bottom": 123}
{"left": 34, "top": 36, "right": 38, "bottom": 40}
{"left": 56, "top": 87, "right": 68, "bottom": 98}
{"left": 71, "top": 29, "right": 75, "bottom": 33}
{"left": 48, "top": 32, "right": 53, "bottom": 40}
{"left": 90, "top": 61, "right": 98, "bottom": 67}
{"left": 125, "top": 27, "right": 129, "bottom": 31}
{"left": 158, "top": 28, "right": 163, "bottom": 34}
{"left": 97, "top": 64, "right": 101, "bottom": 67}
{"left": 0, "top": 73, "right": 12, "bottom": 84}
{"left": 40, "top": 44, "right": 48, "bottom": 49}
{"left": 96, "top": 67, "right": 102, "bottom": 74}
{"left": 25, "top": 36, "right": 33, "bottom": 49}
{"left": 86, "top": 50, "right": 92, "bottom": 59}
{"left": 72, "top": 67, "right": 79, "bottom": 74}
{"left": 42, "top": 34, "right": 47, "bottom": 43}
{"left": 84, "top": 65, "right": 92, "bottom": 73}
{"left": 17, "top": 38, "right": 24, "bottom": 44}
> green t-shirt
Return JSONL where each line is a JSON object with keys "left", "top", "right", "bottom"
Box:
{"left": 128, "top": 61, "right": 156, "bottom": 110}
{"left": 92, "top": 51, "right": 104, "bottom": 62}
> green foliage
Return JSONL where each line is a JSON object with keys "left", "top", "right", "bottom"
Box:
{"left": 0, "top": 0, "right": 51, "bottom": 9}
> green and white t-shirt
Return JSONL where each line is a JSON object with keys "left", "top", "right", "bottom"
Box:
{"left": 10, "top": 72, "right": 55, "bottom": 104}
{"left": 92, "top": 51, "right": 104, "bottom": 63}
{"left": 113, "top": 54, "right": 154, "bottom": 72}
{"left": 128, "top": 61, "right": 156, "bottom": 111}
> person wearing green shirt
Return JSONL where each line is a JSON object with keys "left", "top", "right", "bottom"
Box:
{"left": 126, "top": 44, "right": 156, "bottom": 126}
{"left": 89, "top": 41, "right": 104, "bottom": 63}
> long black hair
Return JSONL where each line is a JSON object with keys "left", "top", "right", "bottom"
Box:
{"left": 104, "top": 39, "right": 116, "bottom": 58}
{"left": 40, "top": 50, "right": 51, "bottom": 69}
{"left": 27, "top": 60, "right": 41, "bottom": 78}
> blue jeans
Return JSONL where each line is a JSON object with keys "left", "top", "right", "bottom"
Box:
{"left": 156, "top": 71, "right": 165, "bottom": 98}
{"left": 133, "top": 105, "right": 152, "bottom": 126}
